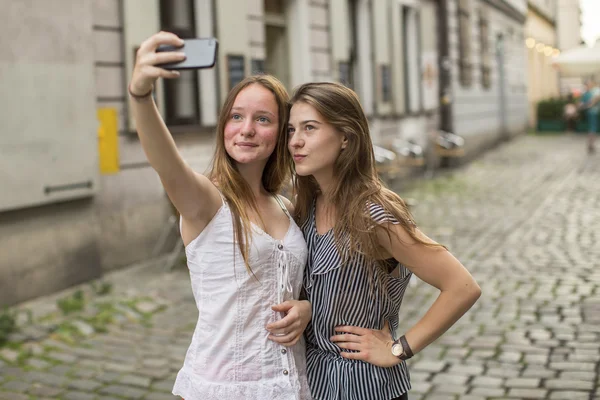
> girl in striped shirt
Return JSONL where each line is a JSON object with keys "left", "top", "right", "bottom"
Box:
{"left": 286, "top": 82, "right": 481, "bottom": 400}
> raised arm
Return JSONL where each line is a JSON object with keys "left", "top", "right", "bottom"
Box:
{"left": 129, "top": 31, "right": 221, "bottom": 235}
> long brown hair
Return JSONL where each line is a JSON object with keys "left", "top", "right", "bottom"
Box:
{"left": 208, "top": 75, "right": 292, "bottom": 274}
{"left": 290, "top": 82, "right": 444, "bottom": 268}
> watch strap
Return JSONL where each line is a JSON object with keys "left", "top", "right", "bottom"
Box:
{"left": 399, "top": 335, "right": 414, "bottom": 359}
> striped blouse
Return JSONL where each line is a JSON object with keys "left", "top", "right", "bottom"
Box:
{"left": 302, "top": 201, "right": 412, "bottom": 400}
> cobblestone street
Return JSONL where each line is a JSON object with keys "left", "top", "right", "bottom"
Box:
{"left": 1, "top": 133, "right": 599, "bottom": 400}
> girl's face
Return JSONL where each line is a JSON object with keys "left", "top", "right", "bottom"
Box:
{"left": 288, "top": 102, "right": 347, "bottom": 177}
{"left": 224, "top": 84, "right": 279, "bottom": 166}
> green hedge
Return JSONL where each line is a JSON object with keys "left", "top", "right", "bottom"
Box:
{"left": 537, "top": 98, "right": 570, "bottom": 120}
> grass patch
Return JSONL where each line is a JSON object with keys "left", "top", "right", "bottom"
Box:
{"left": 0, "top": 308, "right": 17, "bottom": 347}
{"left": 56, "top": 290, "right": 85, "bottom": 315}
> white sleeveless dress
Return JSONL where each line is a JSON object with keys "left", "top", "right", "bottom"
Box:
{"left": 172, "top": 195, "right": 311, "bottom": 400}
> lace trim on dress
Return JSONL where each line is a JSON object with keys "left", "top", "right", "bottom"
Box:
{"left": 172, "top": 368, "right": 312, "bottom": 400}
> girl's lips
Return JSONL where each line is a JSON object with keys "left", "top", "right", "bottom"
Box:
{"left": 236, "top": 142, "right": 258, "bottom": 147}
{"left": 293, "top": 154, "right": 306, "bottom": 161}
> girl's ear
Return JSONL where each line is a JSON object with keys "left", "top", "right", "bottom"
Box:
{"left": 341, "top": 135, "right": 349, "bottom": 150}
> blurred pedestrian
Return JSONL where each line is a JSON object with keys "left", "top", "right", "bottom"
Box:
{"left": 129, "top": 31, "right": 312, "bottom": 400}
{"left": 580, "top": 80, "right": 600, "bottom": 153}
{"left": 287, "top": 82, "right": 482, "bottom": 400}
{"left": 563, "top": 94, "right": 578, "bottom": 133}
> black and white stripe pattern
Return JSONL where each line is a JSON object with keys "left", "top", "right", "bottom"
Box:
{"left": 302, "top": 201, "right": 412, "bottom": 400}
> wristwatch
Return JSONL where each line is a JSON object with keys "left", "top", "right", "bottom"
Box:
{"left": 391, "top": 335, "right": 414, "bottom": 361}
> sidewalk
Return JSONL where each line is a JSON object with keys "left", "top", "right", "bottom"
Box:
{"left": 1, "top": 133, "right": 599, "bottom": 400}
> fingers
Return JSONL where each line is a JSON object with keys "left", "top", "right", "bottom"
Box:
{"left": 144, "top": 66, "right": 181, "bottom": 80}
{"left": 267, "top": 314, "right": 296, "bottom": 332}
{"left": 336, "top": 341, "right": 362, "bottom": 351}
{"left": 340, "top": 350, "right": 367, "bottom": 361}
{"left": 140, "top": 31, "right": 184, "bottom": 53}
{"left": 330, "top": 333, "right": 362, "bottom": 343}
{"left": 268, "top": 332, "right": 299, "bottom": 346}
{"left": 271, "top": 301, "right": 294, "bottom": 313}
{"left": 334, "top": 325, "right": 370, "bottom": 336}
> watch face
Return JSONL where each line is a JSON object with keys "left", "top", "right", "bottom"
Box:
{"left": 391, "top": 343, "right": 403, "bottom": 357}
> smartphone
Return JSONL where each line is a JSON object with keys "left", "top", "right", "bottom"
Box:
{"left": 156, "top": 38, "right": 218, "bottom": 70}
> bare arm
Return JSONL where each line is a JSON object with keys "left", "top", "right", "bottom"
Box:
{"left": 376, "top": 224, "right": 481, "bottom": 354}
{"left": 129, "top": 31, "right": 221, "bottom": 230}
{"left": 330, "top": 224, "right": 481, "bottom": 368}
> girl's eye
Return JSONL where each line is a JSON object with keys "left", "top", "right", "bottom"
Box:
{"left": 305, "top": 125, "right": 315, "bottom": 131}
{"left": 287, "top": 127, "right": 295, "bottom": 135}
{"left": 258, "top": 116, "right": 270, "bottom": 123}
{"left": 231, "top": 114, "right": 242, "bottom": 120}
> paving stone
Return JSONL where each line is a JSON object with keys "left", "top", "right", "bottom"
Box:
{"left": 559, "top": 371, "right": 596, "bottom": 381}
{"left": 0, "top": 367, "right": 25, "bottom": 379}
{"left": 118, "top": 374, "right": 153, "bottom": 388}
{"left": 549, "top": 362, "right": 596, "bottom": 372}
{"left": 26, "top": 358, "right": 52, "bottom": 370}
{"left": 549, "top": 390, "right": 591, "bottom": 400}
{"left": 99, "top": 384, "right": 147, "bottom": 399}
{"left": 471, "top": 376, "right": 504, "bottom": 388}
{"left": 67, "top": 379, "right": 103, "bottom": 392}
{"left": 151, "top": 379, "right": 175, "bottom": 393}
{"left": 431, "top": 374, "right": 469, "bottom": 386}
{"left": 507, "top": 388, "right": 548, "bottom": 399}
{"left": 46, "top": 351, "right": 78, "bottom": 364}
{"left": 409, "top": 382, "right": 432, "bottom": 394}
{"left": 144, "top": 393, "right": 177, "bottom": 400}
{"left": 505, "top": 377, "right": 541, "bottom": 388}
{"left": 469, "top": 387, "right": 506, "bottom": 397}
{"left": 0, "top": 349, "right": 19, "bottom": 363}
{"left": 412, "top": 360, "right": 447, "bottom": 373}
{"left": 62, "top": 391, "right": 97, "bottom": 400}
{"left": 28, "top": 384, "right": 64, "bottom": 397}
{"left": 544, "top": 379, "right": 594, "bottom": 391}
{"left": 521, "top": 367, "right": 557, "bottom": 379}
{"left": 96, "top": 372, "right": 121, "bottom": 383}
{"left": 0, "top": 392, "right": 29, "bottom": 400}
{"left": 447, "top": 364, "right": 484, "bottom": 376}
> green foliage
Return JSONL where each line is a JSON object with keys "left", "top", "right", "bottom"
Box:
{"left": 0, "top": 308, "right": 17, "bottom": 346}
{"left": 56, "top": 290, "right": 85, "bottom": 315}
{"left": 91, "top": 281, "right": 113, "bottom": 296}
{"left": 537, "top": 97, "right": 570, "bottom": 120}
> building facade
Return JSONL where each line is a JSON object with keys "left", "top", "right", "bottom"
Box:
{"left": 524, "top": 0, "right": 560, "bottom": 127}
{"left": 556, "top": 0, "right": 583, "bottom": 94}
{"left": 1, "top": 0, "right": 528, "bottom": 305}
{"left": 443, "top": 0, "right": 529, "bottom": 153}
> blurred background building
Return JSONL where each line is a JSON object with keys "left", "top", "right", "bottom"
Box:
{"left": 555, "top": 0, "right": 583, "bottom": 94}
{"left": 525, "top": 0, "right": 559, "bottom": 127}
{"left": 1, "top": 0, "right": 545, "bottom": 305}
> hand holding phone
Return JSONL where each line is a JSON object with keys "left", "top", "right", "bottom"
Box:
{"left": 156, "top": 38, "right": 218, "bottom": 70}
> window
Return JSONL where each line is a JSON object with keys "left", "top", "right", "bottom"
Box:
{"left": 227, "top": 55, "right": 245, "bottom": 90}
{"left": 403, "top": 6, "right": 421, "bottom": 113}
{"left": 251, "top": 59, "right": 265, "bottom": 75}
{"left": 339, "top": 61, "right": 352, "bottom": 87}
{"left": 380, "top": 65, "right": 392, "bottom": 103}
{"left": 160, "top": 0, "right": 199, "bottom": 125}
{"left": 457, "top": 0, "right": 472, "bottom": 87}
{"left": 479, "top": 11, "right": 491, "bottom": 89}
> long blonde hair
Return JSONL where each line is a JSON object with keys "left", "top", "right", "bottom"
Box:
{"left": 208, "top": 75, "right": 292, "bottom": 273}
{"left": 290, "top": 82, "right": 444, "bottom": 267}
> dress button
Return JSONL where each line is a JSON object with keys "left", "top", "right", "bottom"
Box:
{"left": 278, "top": 244, "right": 283, "bottom": 250}
{"left": 283, "top": 369, "right": 289, "bottom": 375}
{"left": 281, "top": 348, "right": 287, "bottom": 354}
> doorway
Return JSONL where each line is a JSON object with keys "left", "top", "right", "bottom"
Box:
{"left": 159, "top": 0, "right": 200, "bottom": 126}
